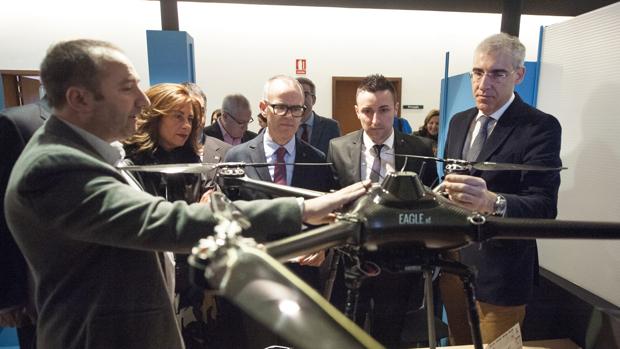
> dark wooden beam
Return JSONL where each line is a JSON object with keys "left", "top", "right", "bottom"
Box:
{"left": 160, "top": 0, "right": 179, "bottom": 31}
{"left": 501, "top": 0, "right": 523, "bottom": 36}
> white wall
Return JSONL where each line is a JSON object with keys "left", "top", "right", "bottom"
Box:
{"left": 536, "top": 2, "right": 620, "bottom": 307}
{"left": 0, "top": 0, "right": 568, "bottom": 132}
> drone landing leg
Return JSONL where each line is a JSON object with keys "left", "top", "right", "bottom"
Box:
{"left": 436, "top": 258, "right": 483, "bottom": 349}
{"left": 423, "top": 266, "right": 437, "bottom": 349}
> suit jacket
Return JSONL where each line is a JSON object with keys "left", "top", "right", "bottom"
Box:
{"left": 224, "top": 133, "right": 335, "bottom": 202}
{"left": 203, "top": 122, "right": 257, "bottom": 144}
{"left": 0, "top": 101, "right": 50, "bottom": 315}
{"left": 444, "top": 93, "right": 562, "bottom": 305}
{"left": 309, "top": 113, "right": 341, "bottom": 155}
{"left": 4, "top": 115, "right": 303, "bottom": 349}
{"left": 203, "top": 135, "right": 231, "bottom": 164}
{"left": 327, "top": 129, "right": 437, "bottom": 188}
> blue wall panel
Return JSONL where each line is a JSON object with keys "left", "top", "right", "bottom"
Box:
{"left": 0, "top": 79, "right": 5, "bottom": 110}
{"left": 146, "top": 30, "right": 196, "bottom": 85}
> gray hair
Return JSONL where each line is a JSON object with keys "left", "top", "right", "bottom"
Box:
{"left": 475, "top": 33, "right": 526, "bottom": 69}
{"left": 262, "top": 75, "right": 304, "bottom": 100}
{"left": 221, "top": 94, "right": 251, "bottom": 115}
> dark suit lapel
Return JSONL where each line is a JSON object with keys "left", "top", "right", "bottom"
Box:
{"left": 394, "top": 130, "right": 407, "bottom": 171}
{"left": 248, "top": 134, "right": 271, "bottom": 182}
{"left": 291, "top": 138, "right": 309, "bottom": 187}
{"left": 310, "top": 114, "right": 324, "bottom": 148}
{"left": 349, "top": 131, "right": 363, "bottom": 182}
{"left": 477, "top": 96, "right": 522, "bottom": 162}
{"left": 449, "top": 110, "right": 477, "bottom": 159}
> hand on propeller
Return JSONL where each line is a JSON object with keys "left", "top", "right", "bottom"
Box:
{"left": 441, "top": 174, "right": 497, "bottom": 214}
{"left": 302, "top": 180, "right": 371, "bottom": 225}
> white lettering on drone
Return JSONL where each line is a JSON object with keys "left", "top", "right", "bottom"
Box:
{"left": 398, "top": 213, "right": 431, "bottom": 225}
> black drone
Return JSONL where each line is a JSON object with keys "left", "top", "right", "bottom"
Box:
{"left": 118, "top": 158, "right": 616, "bottom": 349}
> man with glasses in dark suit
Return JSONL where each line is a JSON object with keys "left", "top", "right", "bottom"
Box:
{"left": 441, "top": 33, "right": 562, "bottom": 344}
{"left": 203, "top": 93, "right": 257, "bottom": 145}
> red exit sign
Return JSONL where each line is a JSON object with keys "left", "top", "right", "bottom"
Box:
{"left": 296, "top": 59, "right": 306, "bottom": 74}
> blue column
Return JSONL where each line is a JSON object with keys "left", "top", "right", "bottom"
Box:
{"left": 146, "top": 30, "right": 196, "bottom": 85}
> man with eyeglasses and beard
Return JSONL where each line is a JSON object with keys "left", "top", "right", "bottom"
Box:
{"left": 203, "top": 93, "right": 257, "bottom": 145}
{"left": 440, "top": 33, "right": 562, "bottom": 344}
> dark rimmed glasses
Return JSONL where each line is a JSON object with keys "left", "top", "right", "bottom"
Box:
{"left": 224, "top": 111, "right": 253, "bottom": 125}
{"left": 267, "top": 103, "right": 306, "bottom": 118}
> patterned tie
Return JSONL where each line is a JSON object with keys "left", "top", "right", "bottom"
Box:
{"left": 300, "top": 124, "right": 309, "bottom": 143}
{"left": 370, "top": 144, "right": 384, "bottom": 183}
{"left": 273, "top": 146, "right": 287, "bottom": 185}
{"left": 466, "top": 116, "right": 492, "bottom": 162}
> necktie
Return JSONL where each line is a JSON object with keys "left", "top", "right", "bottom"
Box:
{"left": 300, "top": 124, "right": 309, "bottom": 142}
{"left": 273, "top": 146, "right": 287, "bottom": 185}
{"left": 466, "top": 116, "right": 492, "bottom": 162}
{"left": 370, "top": 144, "right": 384, "bottom": 183}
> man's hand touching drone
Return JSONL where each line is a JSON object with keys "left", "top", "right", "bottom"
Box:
{"left": 440, "top": 174, "right": 499, "bottom": 215}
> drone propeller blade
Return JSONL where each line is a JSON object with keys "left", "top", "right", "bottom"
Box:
{"left": 223, "top": 175, "right": 326, "bottom": 199}
{"left": 118, "top": 162, "right": 334, "bottom": 173}
{"left": 471, "top": 162, "right": 567, "bottom": 172}
{"left": 247, "top": 162, "right": 334, "bottom": 167}
{"left": 190, "top": 242, "right": 383, "bottom": 349}
{"left": 388, "top": 153, "right": 567, "bottom": 172}
{"left": 117, "top": 163, "right": 218, "bottom": 174}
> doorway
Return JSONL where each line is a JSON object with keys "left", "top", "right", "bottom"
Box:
{"left": 1, "top": 70, "right": 41, "bottom": 109}
{"left": 332, "top": 76, "right": 402, "bottom": 135}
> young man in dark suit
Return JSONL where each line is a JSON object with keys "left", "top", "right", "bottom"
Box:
{"left": 441, "top": 33, "right": 562, "bottom": 343}
{"left": 0, "top": 99, "right": 50, "bottom": 349}
{"left": 296, "top": 77, "right": 341, "bottom": 154}
{"left": 326, "top": 74, "right": 436, "bottom": 348}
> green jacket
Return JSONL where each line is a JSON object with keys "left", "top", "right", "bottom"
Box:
{"left": 5, "top": 115, "right": 302, "bottom": 349}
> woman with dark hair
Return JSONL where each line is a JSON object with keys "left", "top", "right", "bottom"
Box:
{"left": 122, "top": 83, "right": 218, "bottom": 348}
{"left": 414, "top": 108, "right": 440, "bottom": 154}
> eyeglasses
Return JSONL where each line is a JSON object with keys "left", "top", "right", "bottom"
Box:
{"left": 267, "top": 103, "right": 306, "bottom": 118}
{"left": 469, "top": 69, "right": 514, "bottom": 83}
{"left": 224, "top": 111, "right": 253, "bottom": 126}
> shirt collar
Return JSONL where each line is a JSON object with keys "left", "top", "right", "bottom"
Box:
{"left": 362, "top": 128, "right": 395, "bottom": 150}
{"left": 264, "top": 129, "right": 296, "bottom": 157}
{"left": 58, "top": 118, "right": 123, "bottom": 165}
{"left": 477, "top": 93, "right": 515, "bottom": 121}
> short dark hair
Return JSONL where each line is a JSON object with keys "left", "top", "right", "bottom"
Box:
{"left": 356, "top": 74, "right": 396, "bottom": 101}
{"left": 40, "top": 39, "right": 121, "bottom": 108}
{"left": 296, "top": 77, "right": 315, "bottom": 95}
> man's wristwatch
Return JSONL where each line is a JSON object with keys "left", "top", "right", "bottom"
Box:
{"left": 493, "top": 194, "right": 507, "bottom": 216}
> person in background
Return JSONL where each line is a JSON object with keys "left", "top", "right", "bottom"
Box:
{"left": 413, "top": 108, "right": 439, "bottom": 154}
{"left": 122, "top": 83, "right": 223, "bottom": 348}
{"left": 393, "top": 114, "right": 413, "bottom": 134}
{"left": 209, "top": 108, "right": 221, "bottom": 125}
{"left": 5, "top": 39, "right": 366, "bottom": 349}
{"left": 295, "top": 77, "right": 341, "bottom": 154}
{"left": 441, "top": 33, "right": 562, "bottom": 344}
{"left": 203, "top": 94, "right": 257, "bottom": 145}
{"left": 257, "top": 112, "right": 267, "bottom": 132}
{"left": 0, "top": 98, "right": 51, "bottom": 349}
